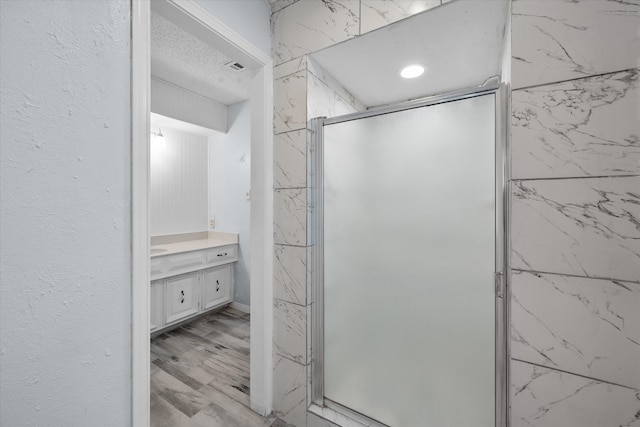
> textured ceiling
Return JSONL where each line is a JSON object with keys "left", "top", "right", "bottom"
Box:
{"left": 150, "top": 11, "right": 251, "bottom": 106}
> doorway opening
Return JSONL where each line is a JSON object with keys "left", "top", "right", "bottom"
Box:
{"left": 131, "top": 1, "right": 273, "bottom": 425}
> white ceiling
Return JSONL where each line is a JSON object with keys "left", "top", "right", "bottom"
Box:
{"left": 310, "top": 0, "right": 510, "bottom": 108}
{"left": 150, "top": 10, "right": 251, "bottom": 105}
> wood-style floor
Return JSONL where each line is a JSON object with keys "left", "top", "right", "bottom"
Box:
{"left": 150, "top": 307, "right": 288, "bottom": 427}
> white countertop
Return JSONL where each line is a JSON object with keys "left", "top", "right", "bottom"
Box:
{"left": 150, "top": 231, "right": 238, "bottom": 258}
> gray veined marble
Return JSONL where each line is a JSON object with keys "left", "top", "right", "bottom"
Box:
{"left": 308, "top": 71, "right": 336, "bottom": 121}
{"left": 360, "top": 0, "right": 441, "bottom": 34}
{"left": 275, "top": 130, "right": 307, "bottom": 189}
{"left": 512, "top": 0, "right": 640, "bottom": 89}
{"left": 511, "top": 271, "right": 640, "bottom": 389}
{"left": 306, "top": 57, "right": 366, "bottom": 116}
{"left": 273, "top": 354, "right": 307, "bottom": 427}
{"left": 274, "top": 244, "right": 307, "bottom": 306}
{"left": 511, "top": 360, "right": 640, "bottom": 427}
{"left": 274, "top": 298, "right": 307, "bottom": 364}
{"left": 271, "top": 0, "right": 359, "bottom": 66}
{"left": 274, "top": 55, "right": 308, "bottom": 80}
{"left": 274, "top": 71, "right": 307, "bottom": 134}
{"left": 267, "top": 0, "right": 298, "bottom": 15}
{"left": 274, "top": 188, "right": 307, "bottom": 246}
{"left": 512, "top": 69, "right": 640, "bottom": 179}
{"left": 511, "top": 177, "right": 640, "bottom": 282}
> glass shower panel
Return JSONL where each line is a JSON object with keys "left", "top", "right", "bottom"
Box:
{"left": 323, "top": 94, "right": 496, "bottom": 427}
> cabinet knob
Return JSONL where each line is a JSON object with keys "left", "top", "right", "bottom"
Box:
{"left": 216, "top": 279, "right": 220, "bottom": 291}
{"left": 181, "top": 290, "right": 184, "bottom": 295}
{"left": 180, "top": 298, "right": 185, "bottom": 304}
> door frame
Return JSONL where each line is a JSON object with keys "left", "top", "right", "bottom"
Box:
{"left": 308, "top": 83, "right": 510, "bottom": 427}
{"left": 131, "top": 1, "right": 274, "bottom": 425}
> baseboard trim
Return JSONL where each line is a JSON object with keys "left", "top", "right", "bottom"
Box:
{"left": 230, "top": 301, "right": 250, "bottom": 314}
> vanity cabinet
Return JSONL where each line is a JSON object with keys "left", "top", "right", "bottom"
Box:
{"left": 165, "top": 271, "right": 200, "bottom": 325}
{"left": 150, "top": 244, "right": 237, "bottom": 334}
{"left": 203, "top": 265, "right": 232, "bottom": 310}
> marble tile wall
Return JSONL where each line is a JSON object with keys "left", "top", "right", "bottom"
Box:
{"left": 307, "top": 57, "right": 366, "bottom": 117}
{"left": 512, "top": 69, "right": 640, "bottom": 179}
{"left": 511, "top": 360, "right": 640, "bottom": 427}
{"left": 511, "top": 271, "right": 640, "bottom": 389}
{"left": 271, "top": 0, "right": 360, "bottom": 66}
{"left": 511, "top": 177, "right": 640, "bottom": 281}
{"left": 274, "top": 71, "right": 307, "bottom": 134}
{"left": 511, "top": 0, "right": 640, "bottom": 90}
{"left": 273, "top": 355, "right": 307, "bottom": 426}
{"left": 510, "top": 1, "right": 640, "bottom": 425}
{"left": 360, "top": 0, "right": 441, "bottom": 34}
{"left": 275, "top": 130, "right": 307, "bottom": 189}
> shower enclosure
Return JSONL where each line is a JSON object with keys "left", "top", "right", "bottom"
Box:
{"left": 309, "top": 84, "right": 508, "bottom": 427}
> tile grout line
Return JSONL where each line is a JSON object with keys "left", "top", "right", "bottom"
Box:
{"left": 511, "top": 174, "right": 640, "bottom": 182}
{"left": 275, "top": 127, "right": 306, "bottom": 136}
{"left": 274, "top": 296, "right": 311, "bottom": 309}
{"left": 513, "top": 67, "right": 639, "bottom": 92}
{"left": 274, "top": 64, "right": 306, "bottom": 81}
{"left": 275, "top": 351, "right": 309, "bottom": 367}
{"left": 511, "top": 358, "right": 639, "bottom": 391}
{"left": 510, "top": 268, "right": 640, "bottom": 285}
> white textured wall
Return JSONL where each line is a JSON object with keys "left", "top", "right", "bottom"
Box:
{"left": 209, "top": 101, "right": 251, "bottom": 306}
{"left": 150, "top": 128, "right": 209, "bottom": 236}
{"left": 0, "top": 1, "right": 132, "bottom": 426}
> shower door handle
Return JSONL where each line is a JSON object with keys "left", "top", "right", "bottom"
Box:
{"left": 495, "top": 272, "right": 504, "bottom": 299}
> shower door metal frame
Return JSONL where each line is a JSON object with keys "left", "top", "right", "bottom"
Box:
{"left": 308, "top": 82, "right": 510, "bottom": 427}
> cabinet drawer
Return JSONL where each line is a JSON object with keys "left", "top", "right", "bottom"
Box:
{"left": 206, "top": 246, "right": 236, "bottom": 263}
{"left": 165, "top": 272, "right": 200, "bottom": 325}
{"left": 167, "top": 251, "right": 206, "bottom": 275}
{"left": 202, "top": 265, "right": 232, "bottom": 310}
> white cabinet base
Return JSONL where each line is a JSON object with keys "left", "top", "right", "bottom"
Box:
{"left": 150, "top": 247, "right": 236, "bottom": 335}
{"left": 165, "top": 272, "right": 200, "bottom": 325}
{"left": 203, "top": 265, "right": 232, "bottom": 311}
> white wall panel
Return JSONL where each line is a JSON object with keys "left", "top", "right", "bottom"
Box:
{"left": 150, "top": 128, "right": 209, "bottom": 236}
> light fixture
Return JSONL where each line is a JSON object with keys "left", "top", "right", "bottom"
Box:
{"left": 151, "top": 128, "right": 164, "bottom": 141}
{"left": 400, "top": 64, "right": 425, "bottom": 79}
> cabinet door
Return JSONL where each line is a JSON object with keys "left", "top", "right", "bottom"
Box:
{"left": 150, "top": 279, "right": 164, "bottom": 332}
{"left": 165, "top": 272, "right": 200, "bottom": 325}
{"left": 202, "top": 264, "right": 232, "bottom": 310}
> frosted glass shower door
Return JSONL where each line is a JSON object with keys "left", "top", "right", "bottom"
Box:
{"left": 322, "top": 94, "right": 496, "bottom": 427}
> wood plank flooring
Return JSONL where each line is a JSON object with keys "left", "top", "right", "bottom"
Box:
{"left": 150, "top": 307, "right": 289, "bottom": 427}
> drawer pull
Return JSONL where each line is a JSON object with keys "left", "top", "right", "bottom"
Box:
{"left": 181, "top": 290, "right": 185, "bottom": 296}
{"left": 180, "top": 298, "right": 185, "bottom": 304}
{"left": 216, "top": 279, "right": 220, "bottom": 291}
{"left": 216, "top": 252, "right": 229, "bottom": 257}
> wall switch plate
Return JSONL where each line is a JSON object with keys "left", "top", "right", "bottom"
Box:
{"left": 210, "top": 218, "right": 215, "bottom": 228}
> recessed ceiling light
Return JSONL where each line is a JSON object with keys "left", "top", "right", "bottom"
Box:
{"left": 400, "top": 65, "right": 425, "bottom": 79}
